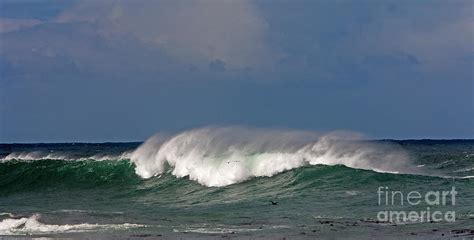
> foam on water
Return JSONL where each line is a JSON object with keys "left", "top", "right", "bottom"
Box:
{"left": 131, "top": 127, "right": 415, "bottom": 187}
{"left": 173, "top": 225, "right": 261, "bottom": 234}
{"left": 454, "top": 167, "right": 474, "bottom": 173}
{"left": 1, "top": 151, "right": 131, "bottom": 162}
{"left": 0, "top": 214, "right": 144, "bottom": 235}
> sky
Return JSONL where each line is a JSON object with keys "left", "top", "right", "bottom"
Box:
{"left": 0, "top": 0, "right": 472, "bottom": 142}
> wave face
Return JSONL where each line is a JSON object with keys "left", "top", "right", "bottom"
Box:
{"left": 130, "top": 127, "right": 414, "bottom": 186}
{"left": 1, "top": 143, "right": 133, "bottom": 161}
{"left": 0, "top": 160, "right": 139, "bottom": 192}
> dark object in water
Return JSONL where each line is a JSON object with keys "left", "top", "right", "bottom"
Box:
{"left": 451, "top": 229, "right": 474, "bottom": 235}
{"left": 270, "top": 201, "right": 278, "bottom": 205}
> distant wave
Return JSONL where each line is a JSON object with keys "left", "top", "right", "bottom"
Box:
{"left": 130, "top": 127, "right": 416, "bottom": 187}
{"left": 1, "top": 151, "right": 131, "bottom": 162}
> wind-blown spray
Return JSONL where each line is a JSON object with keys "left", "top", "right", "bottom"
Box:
{"left": 131, "top": 127, "right": 413, "bottom": 187}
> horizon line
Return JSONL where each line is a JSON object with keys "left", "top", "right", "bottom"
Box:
{"left": 1, "top": 138, "right": 473, "bottom": 145}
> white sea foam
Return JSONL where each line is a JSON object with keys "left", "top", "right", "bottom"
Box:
{"left": 0, "top": 151, "right": 131, "bottom": 162}
{"left": 345, "top": 190, "right": 360, "bottom": 196}
{"left": 131, "top": 127, "right": 415, "bottom": 187}
{"left": 0, "top": 213, "right": 15, "bottom": 218}
{"left": 53, "top": 209, "right": 124, "bottom": 215}
{"left": 0, "top": 214, "right": 144, "bottom": 235}
{"left": 79, "top": 152, "right": 131, "bottom": 161}
{"left": 453, "top": 167, "right": 474, "bottom": 173}
{"left": 174, "top": 227, "right": 260, "bottom": 234}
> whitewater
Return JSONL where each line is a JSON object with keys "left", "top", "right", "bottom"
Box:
{"left": 0, "top": 127, "right": 473, "bottom": 238}
{"left": 2, "top": 127, "right": 417, "bottom": 187}
{"left": 130, "top": 127, "right": 415, "bottom": 186}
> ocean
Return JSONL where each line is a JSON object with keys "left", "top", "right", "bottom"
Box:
{"left": 0, "top": 127, "right": 473, "bottom": 239}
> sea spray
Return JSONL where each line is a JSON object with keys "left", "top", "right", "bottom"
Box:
{"left": 131, "top": 127, "right": 414, "bottom": 187}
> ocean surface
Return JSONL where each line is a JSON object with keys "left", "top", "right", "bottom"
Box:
{"left": 0, "top": 128, "right": 473, "bottom": 239}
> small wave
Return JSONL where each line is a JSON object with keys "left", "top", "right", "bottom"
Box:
{"left": 0, "top": 213, "right": 15, "bottom": 218}
{"left": 174, "top": 227, "right": 260, "bottom": 234}
{"left": 434, "top": 160, "right": 455, "bottom": 168}
{"left": 0, "top": 214, "right": 145, "bottom": 235}
{"left": 439, "top": 175, "right": 474, "bottom": 180}
{"left": 0, "top": 151, "right": 131, "bottom": 162}
{"left": 345, "top": 190, "right": 360, "bottom": 196}
{"left": 131, "top": 127, "right": 416, "bottom": 187}
{"left": 53, "top": 209, "right": 125, "bottom": 215}
{"left": 453, "top": 167, "right": 474, "bottom": 173}
{"left": 79, "top": 152, "right": 131, "bottom": 161}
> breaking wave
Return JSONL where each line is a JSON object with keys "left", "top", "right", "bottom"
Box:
{"left": 0, "top": 214, "right": 144, "bottom": 235}
{"left": 1, "top": 151, "right": 131, "bottom": 161}
{"left": 131, "top": 127, "right": 415, "bottom": 187}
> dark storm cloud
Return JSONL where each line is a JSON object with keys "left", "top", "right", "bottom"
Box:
{"left": 0, "top": 0, "right": 472, "bottom": 142}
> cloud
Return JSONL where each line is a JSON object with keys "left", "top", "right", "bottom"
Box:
{"left": 0, "top": 0, "right": 473, "bottom": 142}
{"left": 258, "top": 0, "right": 473, "bottom": 76}
{"left": 0, "top": 18, "right": 41, "bottom": 33}
{"left": 2, "top": 0, "right": 471, "bottom": 82}
{"left": 56, "top": 0, "right": 276, "bottom": 70}
{"left": 399, "top": 18, "right": 473, "bottom": 69}
{"left": 356, "top": 5, "right": 473, "bottom": 72}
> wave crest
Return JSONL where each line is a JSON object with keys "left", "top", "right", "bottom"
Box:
{"left": 1, "top": 151, "right": 131, "bottom": 161}
{"left": 131, "top": 127, "right": 414, "bottom": 187}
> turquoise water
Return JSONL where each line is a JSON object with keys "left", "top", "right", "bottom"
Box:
{"left": 0, "top": 137, "right": 473, "bottom": 239}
